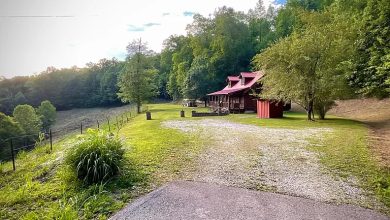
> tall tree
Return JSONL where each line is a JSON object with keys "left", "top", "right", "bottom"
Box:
{"left": 253, "top": 10, "right": 356, "bottom": 120}
{"left": 165, "top": 35, "right": 194, "bottom": 100}
{"left": 209, "top": 7, "right": 252, "bottom": 88}
{"left": 248, "top": 2, "right": 277, "bottom": 54}
{"left": 118, "top": 39, "right": 156, "bottom": 113}
{"left": 183, "top": 55, "right": 212, "bottom": 101}
{"left": 274, "top": 0, "right": 333, "bottom": 39}
{"left": 349, "top": 0, "right": 390, "bottom": 97}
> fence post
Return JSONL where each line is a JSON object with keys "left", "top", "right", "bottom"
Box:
{"left": 146, "top": 111, "right": 151, "bottom": 120}
{"left": 10, "top": 139, "right": 15, "bottom": 171}
{"left": 97, "top": 120, "right": 100, "bottom": 130}
{"left": 49, "top": 129, "right": 53, "bottom": 152}
{"left": 80, "top": 122, "right": 83, "bottom": 134}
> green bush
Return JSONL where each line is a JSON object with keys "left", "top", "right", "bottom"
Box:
{"left": 36, "top": 100, "right": 56, "bottom": 132}
{"left": 65, "top": 129, "right": 124, "bottom": 184}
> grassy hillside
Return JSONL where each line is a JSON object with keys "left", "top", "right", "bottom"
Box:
{"left": 0, "top": 104, "right": 389, "bottom": 219}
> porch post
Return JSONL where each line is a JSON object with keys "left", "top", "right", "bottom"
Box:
{"left": 228, "top": 95, "right": 230, "bottom": 111}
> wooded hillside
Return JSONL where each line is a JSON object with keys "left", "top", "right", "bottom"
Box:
{"left": 0, "top": 0, "right": 388, "bottom": 115}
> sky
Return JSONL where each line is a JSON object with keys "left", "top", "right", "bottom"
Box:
{"left": 0, "top": 0, "right": 280, "bottom": 78}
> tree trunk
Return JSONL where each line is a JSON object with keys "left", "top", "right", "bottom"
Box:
{"left": 307, "top": 96, "right": 314, "bottom": 121}
{"left": 318, "top": 106, "right": 326, "bottom": 120}
{"left": 137, "top": 102, "right": 141, "bottom": 114}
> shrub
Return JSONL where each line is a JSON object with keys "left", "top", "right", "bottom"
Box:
{"left": 0, "top": 112, "right": 24, "bottom": 160}
{"left": 65, "top": 129, "right": 124, "bottom": 184}
{"left": 36, "top": 100, "right": 56, "bottom": 132}
{"left": 13, "top": 104, "right": 42, "bottom": 135}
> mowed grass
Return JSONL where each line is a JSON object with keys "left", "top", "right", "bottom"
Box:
{"left": 0, "top": 104, "right": 206, "bottom": 219}
{"left": 0, "top": 103, "right": 389, "bottom": 219}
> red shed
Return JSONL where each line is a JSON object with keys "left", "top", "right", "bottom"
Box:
{"left": 257, "top": 100, "right": 284, "bottom": 118}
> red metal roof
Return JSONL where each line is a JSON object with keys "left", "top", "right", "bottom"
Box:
{"left": 227, "top": 76, "right": 240, "bottom": 81}
{"left": 208, "top": 71, "right": 264, "bottom": 96}
{"left": 240, "top": 72, "right": 257, "bottom": 78}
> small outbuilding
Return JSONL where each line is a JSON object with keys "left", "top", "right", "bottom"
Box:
{"left": 257, "top": 100, "right": 284, "bottom": 118}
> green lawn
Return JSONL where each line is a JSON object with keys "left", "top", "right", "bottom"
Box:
{"left": 0, "top": 103, "right": 389, "bottom": 219}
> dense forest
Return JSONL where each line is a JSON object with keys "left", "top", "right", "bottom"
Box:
{"left": 0, "top": 0, "right": 388, "bottom": 115}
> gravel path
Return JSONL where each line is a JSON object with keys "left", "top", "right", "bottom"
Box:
{"left": 162, "top": 119, "right": 377, "bottom": 207}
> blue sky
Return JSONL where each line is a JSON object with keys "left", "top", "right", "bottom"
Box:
{"left": 0, "top": 0, "right": 280, "bottom": 78}
{"left": 275, "top": 0, "right": 287, "bottom": 4}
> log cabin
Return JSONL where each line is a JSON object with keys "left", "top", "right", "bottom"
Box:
{"left": 207, "top": 71, "right": 263, "bottom": 113}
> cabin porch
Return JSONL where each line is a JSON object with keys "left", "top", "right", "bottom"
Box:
{"left": 208, "top": 94, "right": 248, "bottom": 113}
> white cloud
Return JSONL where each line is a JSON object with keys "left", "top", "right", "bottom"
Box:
{"left": 0, "top": 0, "right": 274, "bottom": 78}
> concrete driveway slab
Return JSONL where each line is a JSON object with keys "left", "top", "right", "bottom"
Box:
{"left": 110, "top": 181, "right": 389, "bottom": 220}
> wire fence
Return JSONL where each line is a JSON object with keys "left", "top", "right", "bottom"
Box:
{"left": 0, "top": 105, "right": 143, "bottom": 171}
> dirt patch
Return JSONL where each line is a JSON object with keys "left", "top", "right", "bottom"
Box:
{"left": 162, "top": 119, "right": 379, "bottom": 208}
{"left": 52, "top": 105, "right": 133, "bottom": 137}
{"left": 329, "top": 98, "right": 390, "bottom": 168}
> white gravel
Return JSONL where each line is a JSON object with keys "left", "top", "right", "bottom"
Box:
{"left": 162, "top": 119, "right": 378, "bottom": 207}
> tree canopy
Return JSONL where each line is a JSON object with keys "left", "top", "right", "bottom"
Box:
{"left": 36, "top": 100, "right": 56, "bottom": 131}
{"left": 253, "top": 9, "right": 356, "bottom": 119}
{"left": 13, "top": 104, "right": 42, "bottom": 135}
{"left": 0, "top": 59, "right": 123, "bottom": 114}
{"left": 0, "top": 112, "right": 23, "bottom": 141}
{"left": 349, "top": 0, "right": 390, "bottom": 97}
{"left": 0, "top": 0, "right": 388, "bottom": 118}
{"left": 117, "top": 39, "right": 157, "bottom": 113}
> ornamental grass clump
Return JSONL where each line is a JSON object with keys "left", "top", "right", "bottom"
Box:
{"left": 66, "top": 129, "right": 124, "bottom": 185}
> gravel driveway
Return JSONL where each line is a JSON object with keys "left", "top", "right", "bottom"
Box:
{"left": 162, "top": 119, "right": 379, "bottom": 208}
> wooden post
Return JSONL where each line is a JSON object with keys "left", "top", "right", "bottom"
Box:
{"left": 228, "top": 95, "right": 230, "bottom": 111}
{"left": 107, "top": 118, "right": 111, "bottom": 132}
{"left": 180, "top": 110, "right": 185, "bottom": 117}
{"left": 49, "top": 129, "right": 53, "bottom": 152}
{"left": 97, "top": 120, "right": 100, "bottom": 130}
{"left": 80, "top": 122, "right": 83, "bottom": 134}
{"left": 146, "top": 111, "right": 151, "bottom": 120}
{"left": 10, "top": 139, "right": 15, "bottom": 171}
